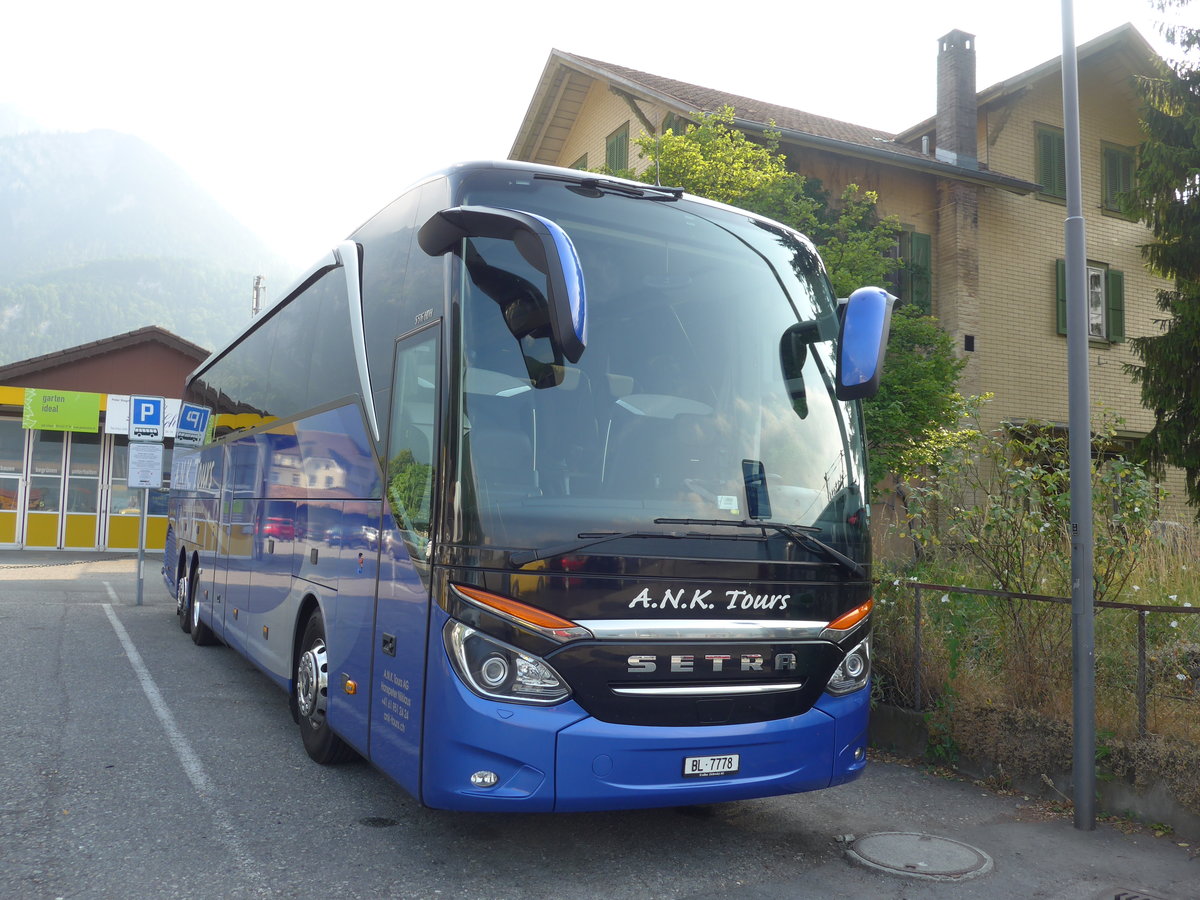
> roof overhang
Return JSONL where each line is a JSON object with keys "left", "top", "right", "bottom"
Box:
{"left": 514, "top": 49, "right": 1041, "bottom": 195}
{"left": 896, "top": 22, "right": 1160, "bottom": 144}
{"left": 733, "top": 116, "right": 1041, "bottom": 195}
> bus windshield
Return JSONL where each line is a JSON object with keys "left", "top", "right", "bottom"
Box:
{"left": 453, "top": 172, "right": 867, "bottom": 557}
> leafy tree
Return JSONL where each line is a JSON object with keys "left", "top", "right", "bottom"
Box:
{"left": 863, "top": 306, "right": 968, "bottom": 489}
{"left": 1123, "top": 0, "right": 1200, "bottom": 518}
{"left": 633, "top": 108, "right": 900, "bottom": 296}
{"left": 631, "top": 108, "right": 964, "bottom": 489}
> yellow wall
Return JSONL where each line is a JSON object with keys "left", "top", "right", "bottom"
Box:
{"left": 555, "top": 82, "right": 670, "bottom": 176}
{"left": 65, "top": 514, "right": 98, "bottom": 548}
{"left": 25, "top": 513, "right": 60, "bottom": 547}
{"left": 108, "top": 514, "right": 167, "bottom": 550}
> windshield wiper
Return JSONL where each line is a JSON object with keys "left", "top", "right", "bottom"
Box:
{"left": 509, "top": 530, "right": 687, "bottom": 568}
{"left": 534, "top": 173, "right": 683, "bottom": 201}
{"left": 654, "top": 518, "right": 866, "bottom": 578}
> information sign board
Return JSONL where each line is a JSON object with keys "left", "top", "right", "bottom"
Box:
{"left": 128, "top": 441, "right": 164, "bottom": 488}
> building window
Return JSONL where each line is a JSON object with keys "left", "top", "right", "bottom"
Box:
{"left": 1102, "top": 143, "right": 1135, "bottom": 214}
{"left": 605, "top": 123, "right": 629, "bottom": 172}
{"left": 889, "top": 230, "right": 932, "bottom": 313}
{"left": 1055, "top": 258, "right": 1124, "bottom": 342}
{"left": 570, "top": 154, "right": 588, "bottom": 170}
{"left": 1036, "top": 125, "right": 1066, "bottom": 199}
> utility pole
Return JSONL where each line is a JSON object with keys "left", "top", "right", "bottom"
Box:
{"left": 1061, "top": 0, "right": 1096, "bottom": 832}
{"left": 252, "top": 275, "right": 266, "bottom": 317}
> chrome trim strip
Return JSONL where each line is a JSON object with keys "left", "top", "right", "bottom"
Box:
{"left": 575, "top": 619, "right": 829, "bottom": 641}
{"left": 336, "top": 240, "right": 381, "bottom": 444}
{"left": 611, "top": 682, "right": 804, "bottom": 697}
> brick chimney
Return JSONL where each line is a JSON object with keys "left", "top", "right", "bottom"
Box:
{"left": 936, "top": 29, "right": 978, "bottom": 170}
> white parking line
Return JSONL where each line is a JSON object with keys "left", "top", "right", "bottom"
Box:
{"left": 102, "top": 601, "right": 269, "bottom": 894}
{"left": 102, "top": 603, "right": 214, "bottom": 794}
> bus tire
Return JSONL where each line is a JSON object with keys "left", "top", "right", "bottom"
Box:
{"left": 295, "top": 612, "right": 355, "bottom": 765}
{"left": 177, "top": 571, "right": 192, "bottom": 634}
{"left": 189, "top": 575, "right": 216, "bottom": 646}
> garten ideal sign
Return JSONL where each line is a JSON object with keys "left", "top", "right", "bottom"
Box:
{"left": 21, "top": 388, "right": 101, "bottom": 433}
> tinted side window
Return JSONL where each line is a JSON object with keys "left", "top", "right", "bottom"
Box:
{"left": 361, "top": 191, "right": 419, "bottom": 393}
{"left": 205, "top": 324, "right": 275, "bottom": 416}
{"left": 305, "top": 266, "right": 360, "bottom": 412}
{"left": 385, "top": 329, "right": 439, "bottom": 573}
{"left": 265, "top": 278, "right": 318, "bottom": 418}
{"left": 191, "top": 266, "right": 361, "bottom": 431}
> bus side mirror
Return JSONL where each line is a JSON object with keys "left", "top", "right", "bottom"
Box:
{"left": 418, "top": 205, "right": 588, "bottom": 363}
{"left": 835, "top": 286, "right": 895, "bottom": 401}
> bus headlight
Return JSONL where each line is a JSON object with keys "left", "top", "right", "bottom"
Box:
{"left": 444, "top": 621, "right": 571, "bottom": 705}
{"left": 825, "top": 635, "right": 871, "bottom": 695}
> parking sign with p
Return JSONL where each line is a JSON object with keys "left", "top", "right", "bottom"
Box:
{"left": 175, "top": 402, "right": 212, "bottom": 447}
{"left": 129, "top": 395, "right": 165, "bottom": 442}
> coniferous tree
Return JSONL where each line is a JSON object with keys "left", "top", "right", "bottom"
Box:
{"left": 1123, "top": 0, "right": 1200, "bottom": 517}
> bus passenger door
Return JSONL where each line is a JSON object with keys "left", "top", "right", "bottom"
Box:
{"left": 369, "top": 327, "right": 439, "bottom": 799}
{"left": 216, "top": 437, "right": 264, "bottom": 652}
{"left": 298, "top": 406, "right": 384, "bottom": 758}
{"left": 324, "top": 496, "right": 378, "bottom": 757}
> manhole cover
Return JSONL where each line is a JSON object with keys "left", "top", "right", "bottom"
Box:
{"left": 846, "top": 832, "right": 994, "bottom": 882}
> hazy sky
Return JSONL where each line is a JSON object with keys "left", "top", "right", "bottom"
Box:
{"left": 1, "top": 0, "right": 1186, "bottom": 277}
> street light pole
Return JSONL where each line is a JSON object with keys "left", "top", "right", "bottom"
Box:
{"left": 1061, "top": 0, "right": 1096, "bottom": 832}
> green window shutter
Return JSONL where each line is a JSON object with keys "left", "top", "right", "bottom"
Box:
{"left": 1053, "top": 135, "right": 1066, "bottom": 196}
{"left": 1102, "top": 146, "right": 1135, "bottom": 213}
{"left": 605, "top": 124, "right": 629, "bottom": 172}
{"left": 1106, "top": 268, "right": 1125, "bottom": 342}
{"left": 1038, "top": 129, "right": 1066, "bottom": 198}
{"left": 1055, "top": 258, "right": 1067, "bottom": 335}
{"left": 1102, "top": 147, "right": 1120, "bottom": 210}
{"left": 909, "top": 232, "right": 932, "bottom": 314}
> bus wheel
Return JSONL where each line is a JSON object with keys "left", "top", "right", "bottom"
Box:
{"left": 177, "top": 572, "right": 192, "bottom": 634}
{"left": 295, "top": 613, "right": 355, "bottom": 765}
{"left": 189, "top": 577, "right": 216, "bottom": 646}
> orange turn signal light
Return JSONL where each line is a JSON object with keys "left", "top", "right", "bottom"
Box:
{"left": 827, "top": 598, "right": 874, "bottom": 631}
{"left": 451, "top": 584, "right": 580, "bottom": 631}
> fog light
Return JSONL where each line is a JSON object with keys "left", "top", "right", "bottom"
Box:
{"left": 854, "top": 746, "right": 866, "bottom": 762}
{"left": 470, "top": 770, "right": 499, "bottom": 788}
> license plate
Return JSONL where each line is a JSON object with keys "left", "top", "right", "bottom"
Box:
{"left": 682, "top": 753, "right": 740, "bottom": 778}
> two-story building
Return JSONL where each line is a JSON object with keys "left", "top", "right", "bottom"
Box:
{"left": 510, "top": 24, "right": 1188, "bottom": 524}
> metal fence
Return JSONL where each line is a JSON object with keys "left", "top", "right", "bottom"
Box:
{"left": 873, "top": 581, "right": 1200, "bottom": 742}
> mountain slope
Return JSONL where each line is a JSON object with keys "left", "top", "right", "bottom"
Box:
{"left": 0, "top": 129, "right": 288, "bottom": 365}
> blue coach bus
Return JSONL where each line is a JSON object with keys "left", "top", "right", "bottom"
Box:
{"left": 165, "top": 161, "right": 892, "bottom": 812}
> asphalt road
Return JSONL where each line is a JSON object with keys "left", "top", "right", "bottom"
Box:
{"left": 2, "top": 552, "right": 1196, "bottom": 900}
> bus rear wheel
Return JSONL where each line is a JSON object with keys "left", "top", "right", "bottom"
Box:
{"left": 295, "top": 613, "right": 355, "bottom": 765}
{"left": 189, "top": 575, "right": 216, "bottom": 646}
{"left": 176, "top": 572, "right": 192, "bottom": 634}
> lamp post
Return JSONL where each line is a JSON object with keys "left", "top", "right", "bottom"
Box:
{"left": 1061, "top": 0, "right": 1096, "bottom": 832}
